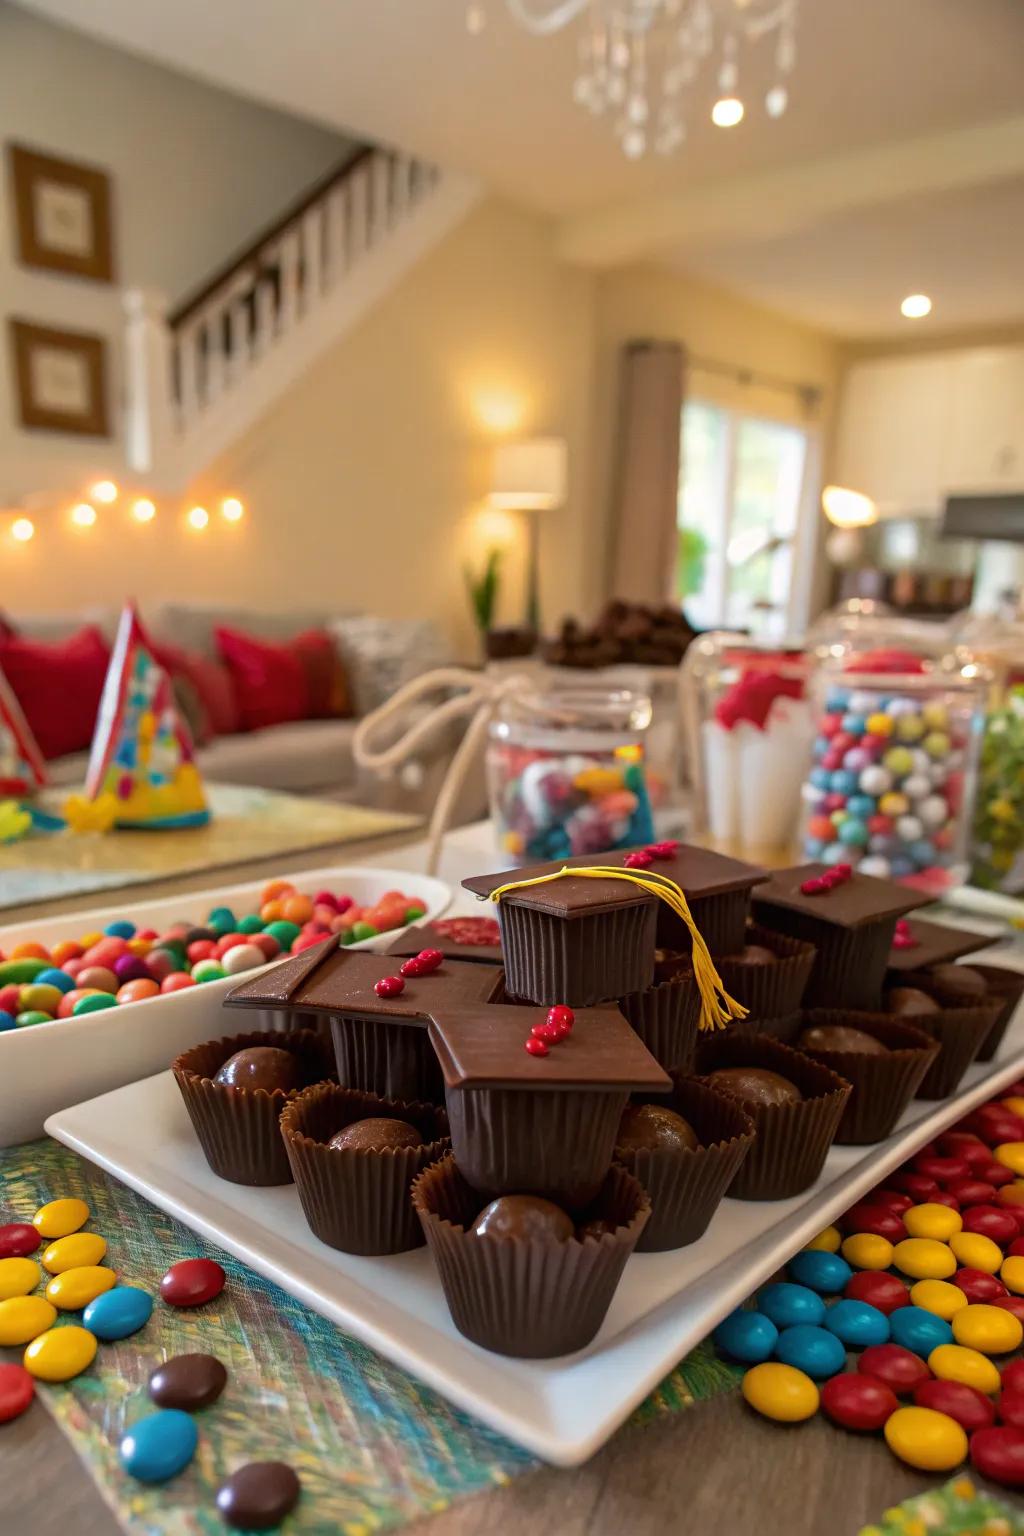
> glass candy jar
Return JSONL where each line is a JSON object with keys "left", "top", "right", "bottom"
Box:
{"left": 487, "top": 687, "right": 655, "bottom": 861}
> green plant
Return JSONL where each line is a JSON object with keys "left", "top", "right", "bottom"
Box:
{"left": 464, "top": 546, "right": 503, "bottom": 633}
{"left": 676, "top": 525, "right": 709, "bottom": 598}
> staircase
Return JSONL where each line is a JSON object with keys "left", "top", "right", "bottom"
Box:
{"left": 122, "top": 148, "right": 481, "bottom": 489}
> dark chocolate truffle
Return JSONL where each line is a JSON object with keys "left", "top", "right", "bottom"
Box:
{"left": 328, "top": 1117, "right": 422, "bottom": 1152}
{"left": 213, "top": 1046, "right": 302, "bottom": 1093}
{"left": 216, "top": 1462, "right": 301, "bottom": 1530}
{"left": 886, "top": 987, "right": 940, "bottom": 1017}
{"left": 798, "top": 1024, "right": 889, "bottom": 1055}
{"left": 706, "top": 1065, "right": 801, "bottom": 1108}
{"left": 473, "top": 1194, "right": 574, "bottom": 1243}
{"left": 149, "top": 1353, "right": 227, "bottom": 1411}
{"left": 926, "top": 964, "right": 988, "bottom": 1000}
{"left": 616, "top": 1102, "right": 699, "bottom": 1153}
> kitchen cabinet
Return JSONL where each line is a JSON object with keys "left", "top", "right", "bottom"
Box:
{"left": 944, "top": 348, "right": 1024, "bottom": 492}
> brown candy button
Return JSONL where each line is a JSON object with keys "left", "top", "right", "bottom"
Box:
{"left": 214, "top": 1047, "right": 303, "bottom": 1093}
{"left": 886, "top": 987, "right": 940, "bottom": 1018}
{"left": 926, "top": 964, "right": 987, "bottom": 999}
{"left": 473, "top": 1194, "right": 574, "bottom": 1243}
{"left": 149, "top": 1353, "right": 227, "bottom": 1411}
{"left": 798, "top": 1024, "right": 889, "bottom": 1055}
{"left": 616, "top": 1102, "right": 699, "bottom": 1153}
{"left": 706, "top": 1066, "right": 802, "bottom": 1108}
{"left": 216, "top": 1462, "right": 301, "bottom": 1530}
{"left": 328, "top": 1117, "right": 422, "bottom": 1152}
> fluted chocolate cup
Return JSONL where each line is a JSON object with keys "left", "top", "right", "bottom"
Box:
{"left": 753, "top": 909, "right": 898, "bottom": 1012}
{"left": 657, "top": 888, "right": 751, "bottom": 957}
{"left": 617, "top": 974, "right": 700, "bottom": 1074}
{"left": 714, "top": 925, "right": 817, "bottom": 1020}
{"left": 795, "top": 1011, "right": 939, "bottom": 1144}
{"left": 412, "top": 1156, "right": 649, "bottom": 1358}
{"left": 330, "top": 1013, "right": 444, "bottom": 1105}
{"left": 615, "top": 1075, "right": 755, "bottom": 1251}
{"left": 970, "top": 965, "right": 1024, "bottom": 1060}
{"left": 729, "top": 1011, "right": 802, "bottom": 1044}
{"left": 280, "top": 1084, "right": 449, "bottom": 1255}
{"left": 496, "top": 901, "right": 657, "bottom": 1006}
{"left": 898, "top": 997, "right": 1002, "bottom": 1100}
{"left": 694, "top": 1033, "right": 850, "bottom": 1200}
{"left": 172, "top": 1029, "right": 334, "bottom": 1186}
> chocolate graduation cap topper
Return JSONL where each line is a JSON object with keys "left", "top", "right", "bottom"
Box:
{"left": 79, "top": 602, "right": 209, "bottom": 829}
{"left": 0, "top": 663, "right": 46, "bottom": 797}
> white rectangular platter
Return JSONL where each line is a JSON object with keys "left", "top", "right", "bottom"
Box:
{"left": 1, "top": 865, "right": 450, "bottom": 1147}
{"left": 47, "top": 1000, "right": 1024, "bottom": 1467}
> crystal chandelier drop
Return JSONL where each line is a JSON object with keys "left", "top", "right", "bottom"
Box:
{"left": 465, "top": 0, "right": 799, "bottom": 158}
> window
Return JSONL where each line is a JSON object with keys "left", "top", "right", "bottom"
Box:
{"left": 677, "top": 400, "right": 813, "bottom": 637}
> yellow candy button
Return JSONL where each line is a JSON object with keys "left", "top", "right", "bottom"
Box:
{"left": 0, "top": 1294, "right": 57, "bottom": 1346}
{"left": 910, "top": 1279, "right": 968, "bottom": 1321}
{"left": 950, "top": 1231, "right": 1003, "bottom": 1275}
{"left": 952, "top": 1303, "right": 1023, "bottom": 1355}
{"left": 1000, "top": 1181, "right": 1024, "bottom": 1209}
{"left": 841, "top": 1233, "right": 895, "bottom": 1271}
{"left": 928, "top": 1343, "right": 1001, "bottom": 1395}
{"left": 903, "top": 1203, "right": 963, "bottom": 1242}
{"left": 884, "top": 1406, "right": 968, "bottom": 1471}
{"left": 806, "top": 1225, "right": 841, "bottom": 1254}
{"left": 1001, "top": 1096, "right": 1024, "bottom": 1117}
{"left": 24, "top": 1324, "right": 97, "bottom": 1381}
{"left": 0, "top": 1256, "right": 42, "bottom": 1300}
{"left": 1002, "top": 1255, "right": 1024, "bottom": 1295}
{"left": 892, "top": 1238, "right": 957, "bottom": 1281}
{"left": 42, "top": 1232, "right": 107, "bottom": 1274}
{"left": 741, "top": 1362, "right": 819, "bottom": 1423}
{"left": 32, "top": 1198, "right": 90, "bottom": 1239}
{"left": 994, "top": 1142, "right": 1024, "bottom": 1176}
{"left": 45, "top": 1265, "right": 116, "bottom": 1311}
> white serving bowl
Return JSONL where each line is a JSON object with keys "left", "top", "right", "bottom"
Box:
{"left": 1, "top": 864, "right": 450, "bottom": 1146}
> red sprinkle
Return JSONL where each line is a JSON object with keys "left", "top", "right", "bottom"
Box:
{"left": 374, "top": 975, "right": 405, "bottom": 998}
{"left": 802, "top": 864, "right": 853, "bottom": 896}
{"left": 524, "top": 1037, "right": 549, "bottom": 1057}
{"left": 800, "top": 877, "right": 828, "bottom": 895}
{"left": 623, "top": 850, "right": 653, "bottom": 869}
{"left": 647, "top": 841, "right": 679, "bottom": 859}
{"left": 434, "top": 917, "right": 500, "bottom": 947}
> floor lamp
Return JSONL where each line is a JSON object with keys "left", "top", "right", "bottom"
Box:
{"left": 488, "top": 438, "right": 567, "bottom": 633}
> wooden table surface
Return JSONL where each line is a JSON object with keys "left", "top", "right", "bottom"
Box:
{"left": 2, "top": 822, "right": 1014, "bottom": 1532}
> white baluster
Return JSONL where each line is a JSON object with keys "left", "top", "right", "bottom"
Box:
{"left": 300, "top": 205, "right": 324, "bottom": 311}
{"left": 226, "top": 270, "right": 255, "bottom": 386}
{"left": 122, "top": 288, "right": 177, "bottom": 475}
{"left": 175, "top": 315, "right": 202, "bottom": 429}
{"left": 204, "top": 304, "right": 226, "bottom": 404}
{"left": 390, "top": 153, "right": 412, "bottom": 223}
{"left": 277, "top": 229, "right": 301, "bottom": 335}
{"left": 324, "top": 184, "right": 348, "bottom": 287}
{"left": 370, "top": 151, "right": 393, "bottom": 242}
{"left": 347, "top": 163, "right": 370, "bottom": 265}
{"left": 253, "top": 268, "right": 276, "bottom": 359}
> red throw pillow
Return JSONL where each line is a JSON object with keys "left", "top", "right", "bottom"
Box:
{"left": 215, "top": 626, "right": 309, "bottom": 732}
{"left": 0, "top": 626, "right": 110, "bottom": 760}
{"left": 289, "top": 629, "right": 352, "bottom": 719}
{"left": 152, "top": 641, "right": 240, "bottom": 738}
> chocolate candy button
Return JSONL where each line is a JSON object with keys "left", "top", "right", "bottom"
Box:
{"left": 216, "top": 1462, "right": 301, "bottom": 1529}
{"left": 160, "top": 1258, "right": 225, "bottom": 1307}
{"left": 0, "top": 1223, "right": 41, "bottom": 1258}
{"left": 149, "top": 1353, "right": 227, "bottom": 1411}
{"left": 0, "top": 1362, "right": 35, "bottom": 1422}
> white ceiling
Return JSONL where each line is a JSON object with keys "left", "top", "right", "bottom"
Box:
{"left": 15, "top": 0, "right": 1024, "bottom": 336}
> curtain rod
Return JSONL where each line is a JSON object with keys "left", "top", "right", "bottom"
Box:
{"left": 688, "top": 352, "right": 823, "bottom": 412}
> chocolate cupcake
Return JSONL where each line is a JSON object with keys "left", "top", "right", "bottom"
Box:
{"left": 428, "top": 1001, "right": 670, "bottom": 1207}
{"left": 172, "top": 1030, "right": 333, "bottom": 1185}
{"left": 280, "top": 1084, "right": 448, "bottom": 1254}
{"left": 412, "top": 1156, "right": 649, "bottom": 1357}
{"left": 796, "top": 1011, "right": 940, "bottom": 1144}
{"left": 616, "top": 971, "right": 700, "bottom": 1074}
{"left": 614, "top": 1076, "right": 755, "bottom": 1251}
{"left": 751, "top": 863, "right": 930, "bottom": 1010}
{"left": 714, "top": 924, "right": 817, "bottom": 1020}
{"left": 695, "top": 1033, "right": 850, "bottom": 1200}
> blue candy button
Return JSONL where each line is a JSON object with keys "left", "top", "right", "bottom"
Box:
{"left": 788, "top": 1250, "right": 853, "bottom": 1295}
{"left": 104, "top": 920, "right": 136, "bottom": 939}
{"left": 889, "top": 1305, "right": 953, "bottom": 1356}
{"left": 823, "top": 1298, "right": 889, "bottom": 1348}
{"left": 120, "top": 1410, "right": 198, "bottom": 1482}
{"left": 34, "top": 968, "right": 76, "bottom": 994}
{"left": 757, "top": 1282, "right": 827, "bottom": 1330}
{"left": 713, "top": 1308, "right": 779, "bottom": 1364}
{"left": 774, "top": 1324, "right": 847, "bottom": 1379}
{"left": 83, "top": 1285, "right": 153, "bottom": 1341}
{"left": 0, "top": 1010, "right": 16, "bottom": 1033}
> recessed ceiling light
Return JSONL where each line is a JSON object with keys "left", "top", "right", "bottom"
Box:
{"left": 711, "top": 97, "right": 744, "bottom": 128}
{"left": 900, "top": 294, "right": 932, "bottom": 320}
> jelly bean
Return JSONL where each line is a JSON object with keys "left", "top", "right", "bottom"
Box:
{"left": 104, "top": 920, "right": 135, "bottom": 939}
{"left": 757, "top": 1283, "right": 826, "bottom": 1330}
{"left": 842, "top": 1203, "right": 905, "bottom": 1241}
{"left": 947, "top": 1179, "right": 997, "bottom": 1206}
{"left": 858, "top": 1343, "right": 929, "bottom": 1396}
{"left": 83, "top": 1285, "right": 154, "bottom": 1341}
{"left": 58, "top": 988, "right": 100, "bottom": 1017}
{"left": 820, "top": 1371, "right": 897, "bottom": 1431}
{"left": 50, "top": 941, "right": 83, "bottom": 967}
{"left": 42, "top": 1232, "right": 107, "bottom": 1273}
{"left": 0, "top": 1295, "right": 57, "bottom": 1346}
{"left": 73, "top": 993, "right": 119, "bottom": 1015}
{"left": 248, "top": 934, "right": 281, "bottom": 961}
{"left": 146, "top": 949, "right": 181, "bottom": 982}
{"left": 995, "top": 1143, "right": 1024, "bottom": 1176}
{"left": 951, "top": 1302, "right": 1022, "bottom": 1354}
{"left": 0, "top": 958, "right": 48, "bottom": 985}
{"left": 804, "top": 1225, "right": 841, "bottom": 1253}
{"left": 160, "top": 1258, "right": 226, "bottom": 1307}
{"left": 191, "top": 960, "right": 227, "bottom": 984}
{"left": 884, "top": 1405, "right": 967, "bottom": 1471}
{"left": 741, "top": 1362, "right": 819, "bottom": 1423}
{"left": 788, "top": 1250, "right": 852, "bottom": 1294}
{"left": 841, "top": 1233, "right": 895, "bottom": 1271}
{"left": 187, "top": 939, "right": 218, "bottom": 964}
{"left": 928, "top": 1343, "right": 1000, "bottom": 1395}
{"left": 970, "top": 1424, "right": 1024, "bottom": 1488}
{"left": 890, "top": 1171, "right": 940, "bottom": 1201}
{"left": 221, "top": 943, "right": 266, "bottom": 976}
{"left": 33, "top": 967, "right": 75, "bottom": 995}
{"left": 845, "top": 1271, "right": 909, "bottom": 1314}
{"left": 113, "top": 955, "right": 149, "bottom": 984}
{"left": 1004, "top": 1359, "right": 1024, "bottom": 1394}
{"left": 951, "top": 1232, "right": 1003, "bottom": 1274}
{"left": 890, "top": 1305, "right": 953, "bottom": 1356}
{"left": 822, "top": 1299, "right": 888, "bottom": 1349}
{"left": 0, "top": 1010, "right": 16, "bottom": 1032}
{"left": 903, "top": 1203, "right": 963, "bottom": 1242}
{"left": 19, "top": 983, "right": 63, "bottom": 1015}
{"left": 238, "top": 914, "right": 265, "bottom": 934}
{"left": 264, "top": 920, "right": 302, "bottom": 950}
{"left": 893, "top": 1237, "right": 957, "bottom": 1281}
{"left": 33, "top": 1197, "right": 89, "bottom": 1239}
{"left": 775, "top": 1323, "right": 846, "bottom": 1379}
{"left": 1001, "top": 1388, "right": 1024, "bottom": 1428}
{"left": 24, "top": 1324, "right": 97, "bottom": 1381}
{"left": 962, "top": 1205, "right": 1018, "bottom": 1245}
{"left": 1002, "top": 1255, "right": 1024, "bottom": 1294}
{"left": 713, "top": 1308, "right": 778, "bottom": 1364}
{"left": 0, "top": 1258, "right": 41, "bottom": 1299}
{"left": 0, "top": 1362, "right": 35, "bottom": 1421}
{"left": 120, "top": 1409, "right": 199, "bottom": 1483}
{"left": 161, "top": 973, "right": 196, "bottom": 993}
{"left": 909, "top": 1279, "right": 968, "bottom": 1320}
{"left": 117, "top": 979, "right": 161, "bottom": 1004}
{"left": 0, "top": 1223, "right": 40, "bottom": 1259}
{"left": 77, "top": 966, "right": 119, "bottom": 994}
{"left": 46, "top": 1265, "right": 117, "bottom": 1310}
{"left": 913, "top": 1378, "right": 995, "bottom": 1433}
{"left": 350, "top": 921, "right": 379, "bottom": 943}
{"left": 16, "top": 1011, "right": 52, "bottom": 1028}
{"left": 955, "top": 1267, "right": 1007, "bottom": 1302}
{"left": 206, "top": 906, "right": 237, "bottom": 935}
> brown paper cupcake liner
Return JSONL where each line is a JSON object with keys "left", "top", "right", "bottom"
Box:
{"left": 617, "top": 974, "right": 700, "bottom": 1073}
{"left": 728, "top": 1011, "right": 803, "bottom": 1044}
{"left": 796, "top": 1011, "right": 940, "bottom": 1144}
{"left": 172, "top": 1029, "right": 334, "bottom": 1186}
{"left": 231, "top": 1006, "right": 328, "bottom": 1039}
{"left": 616, "top": 1075, "right": 755, "bottom": 1251}
{"left": 446, "top": 1083, "right": 629, "bottom": 1208}
{"left": 902, "top": 1000, "right": 1002, "bottom": 1099}
{"left": 497, "top": 900, "right": 657, "bottom": 1006}
{"left": 412, "top": 1156, "right": 649, "bottom": 1357}
{"left": 970, "top": 965, "right": 1024, "bottom": 1060}
{"left": 656, "top": 888, "right": 750, "bottom": 957}
{"left": 329, "top": 1012, "right": 444, "bottom": 1104}
{"left": 754, "top": 909, "right": 896, "bottom": 1011}
{"left": 714, "top": 925, "right": 816, "bottom": 1019}
{"left": 279, "top": 1083, "right": 449, "bottom": 1255}
{"left": 694, "top": 1033, "right": 850, "bottom": 1200}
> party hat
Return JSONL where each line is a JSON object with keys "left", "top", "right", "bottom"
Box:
{"left": 0, "top": 662, "right": 47, "bottom": 797}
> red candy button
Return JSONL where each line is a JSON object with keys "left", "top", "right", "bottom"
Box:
{"left": 869, "top": 1190, "right": 914, "bottom": 1216}
{"left": 1003, "top": 1359, "right": 1024, "bottom": 1394}
{"left": 962, "top": 1205, "right": 1018, "bottom": 1245}
{"left": 925, "top": 1190, "right": 961, "bottom": 1212}
{"left": 982, "top": 1163, "right": 1016, "bottom": 1189}
{"left": 946, "top": 1180, "right": 997, "bottom": 1207}
{"left": 841, "top": 1203, "right": 905, "bottom": 1242}
{"left": 821, "top": 1372, "right": 897, "bottom": 1431}
{"left": 374, "top": 976, "right": 405, "bottom": 998}
{"left": 160, "top": 1258, "right": 226, "bottom": 1308}
{"left": 914, "top": 1155, "right": 969, "bottom": 1185}
{"left": 546, "top": 1005, "right": 575, "bottom": 1032}
{"left": 970, "top": 1425, "right": 1024, "bottom": 1488}
{"left": 415, "top": 949, "right": 444, "bottom": 974}
{"left": 955, "top": 1268, "right": 1009, "bottom": 1303}
{"left": 1000, "top": 1388, "right": 1024, "bottom": 1428}
{"left": 938, "top": 1135, "right": 993, "bottom": 1170}
{"left": 845, "top": 1271, "right": 910, "bottom": 1315}
{"left": 858, "top": 1344, "right": 930, "bottom": 1396}
{"left": 0, "top": 1222, "right": 41, "bottom": 1258}
{"left": 992, "top": 1295, "right": 1024, "bottom": 1324}
{"left": 913, "top": 1378, "right": 996, "bottom": 1432}
{"left": 0, "top": 1363, "right": 34, "bottom": 1423}
{"left": 524, "top": 1037, "right": 548, "bottom": 1057}
{"left": 889, "top": 1172, "right": 940, "bottom": 1202}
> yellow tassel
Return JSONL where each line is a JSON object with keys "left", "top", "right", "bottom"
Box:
{"left": 486, "top": 864, "right": 748, "bottom": 1032}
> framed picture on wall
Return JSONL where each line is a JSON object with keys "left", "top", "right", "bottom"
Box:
{"left": 7, "top": 143, "right": 115, "bottom": 283}
{"left": 9, "top": 319, "right": 110, "bottom": 438}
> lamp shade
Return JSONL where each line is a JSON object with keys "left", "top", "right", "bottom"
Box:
{"left": 488, "top": 437, "right": 567, "bottom": 511}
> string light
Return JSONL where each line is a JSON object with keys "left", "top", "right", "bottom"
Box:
{"left": 711, "top": 97, "right": 744, "bottom": 128}
{"left": 70, "top": 503, "right": 98, "bottom": 528}
{"left": 11, "top": 517, "right": 34, "bottom": 543}
{"left": 90, "top": 480, "right": 118, "bottom": 503}
{"left": 131, "top": 498, "right": 157, "bottom": 523}
{"left": 221, "top": 497, "right": 245, "bottom": 523}
{"left": 187, "top": 505, "right": 210, "bottom": 530}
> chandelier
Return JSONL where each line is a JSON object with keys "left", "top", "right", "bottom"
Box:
{"left": 465, "top": 0, "right": 799, "bottom": 158}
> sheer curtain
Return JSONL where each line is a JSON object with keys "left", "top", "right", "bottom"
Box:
{"left": 608, "top": 339, "right": 686, "bottom": 603}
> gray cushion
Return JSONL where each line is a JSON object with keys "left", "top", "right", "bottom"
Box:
{"left": 329, "top": 615, "right": 449, "bottom": 714}
{"left": 196, "top": 717, "right": 359, "bottom": 793}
